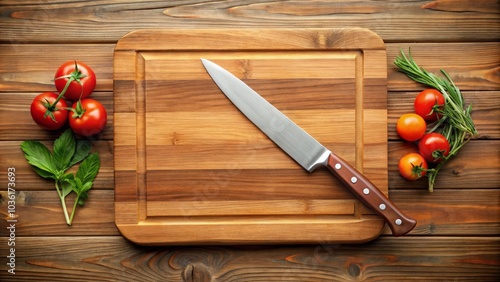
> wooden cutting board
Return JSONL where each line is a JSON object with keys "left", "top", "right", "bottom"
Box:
{"left": 113, "top": 28, "right": 388, "bottom": 245}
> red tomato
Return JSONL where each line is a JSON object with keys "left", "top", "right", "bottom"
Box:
{"left": 30, "top": 92, "right": 69, "bottom": 130}
{"left": 418, "top": 133, "right": 450, "bottom": 163}
{"left": 398, "top": 153, "right": 428, "bottom": 181}
{"left": 69, "top": 99, "right": 107, "bottom": 136}
{"left": 396, "top": 113, "right": 426, "bottom": 142}
{"left": 414, "top": 89, "right": 445, "bottom": 122}
{"left": 54, "top": 61, "right": 96, "bottom": 101}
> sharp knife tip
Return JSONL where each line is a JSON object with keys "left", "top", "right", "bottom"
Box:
{"left": 200, "top": 58, "right": 219, "bottom": 72}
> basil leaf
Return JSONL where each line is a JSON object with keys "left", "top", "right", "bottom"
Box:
{"left": 77, "top": 191, "right": 89, "bottom": 206}
{"left": 77, "top": 182, "right": 93, "bottom": 206}
{"left": 76, "top": 152, "right": 100, "bottom": 185}
{"left": 74, "top": 153, "right": 99, "bottom": 206}
{"left": 20, "top": 140, "right": 56, "bottom": 178}
{"left": 53, "top": 129, "right": 76, "bottom": 171}
{"left": 33, "top": 166, "right": 57, "bottom": 179}
{"left": 80, "top": 181, "right": 93, "bottom": 193}
{"left": 61, "top": 173, "right": 75, "bottom": 198}
{"left": 73, "top": 177, "right": 83, "bottom": 193}
{"left": 68, "top": 139, "right": 92, "bottom": 167}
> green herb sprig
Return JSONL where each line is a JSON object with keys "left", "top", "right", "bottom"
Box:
{"left": 20, "top": 129, "right": 100, "bottom": 225}
{"left": 394, "top": 49, "right": 478, "bottom": 192}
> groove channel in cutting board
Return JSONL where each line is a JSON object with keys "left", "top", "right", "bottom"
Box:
{"left": 113, "top": 28, "right": 387, "bottom": 245}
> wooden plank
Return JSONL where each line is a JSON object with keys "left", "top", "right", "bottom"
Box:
{"left": 383, "top": 189, "right": 500, "bottom": 236}
{"left": 387, "top": 43, "right": 500, "bottom": 91}
{"left": 0, "top": 236, "right": 498, "bottom": 281}
{"left": 389, "top": 140, "right": 500, "bottom": 189}
{"left": 0, "top": 44, "right": 115, "bottom": 92}
{"left": 1, "top": 43, "right": 497, "bottom": 94}
{"left": 0, "top": 191, "right": 118, "bottom": 236}
{"left": 0, "top": 92, "right": 114, "bottom": 141}
{"left": 1, "top": 89, "right": 496, "bottom": 142}
{"left": 388, "top": 90, "right": 500, "bottom": 140}
{"left": 145, "top": 169, "right": 356, "bottom": 202}
{"left": 1, "top": 138, "right": 495, "bottom": 192}
{"left": 1, "top": 189, "right": 498, "bottom": 237}
{"left": 0, "top": 43, "right": 500, "bottom": 94}
{"left": 1, "top": 0, "right": 499, "bottom": 43}
{"left": 144, "top": 110, "right": 356, "bottom": 146}
{"left": 147, "top": 199, "right": 357, "bottom": 216}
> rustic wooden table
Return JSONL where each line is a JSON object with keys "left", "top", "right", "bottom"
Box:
{"left": 1, "top": 1, "right": 499, "bottom": 281}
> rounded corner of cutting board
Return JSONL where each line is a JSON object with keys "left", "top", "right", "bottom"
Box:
{"left": 114, "top": 28, "right": 160, "bottom": 50}
{"left": 114, "top": 30, "right": 140, "bottom": 50}
{"left": 358, "top": 220, "right": 386, "bottom": 243}
{"left": 349, "top": 27, "right": 386, "bottom": 49}
{"left": 115, "top": 224, "right": 153, "bottom": 246}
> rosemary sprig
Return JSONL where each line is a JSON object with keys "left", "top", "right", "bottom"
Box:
{"left": 394, "top": 49, "right": 478, "bottom": 192}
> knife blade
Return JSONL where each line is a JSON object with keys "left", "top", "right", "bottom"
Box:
{"left": 201, "top": 58, "right": 416, "bottom": 236}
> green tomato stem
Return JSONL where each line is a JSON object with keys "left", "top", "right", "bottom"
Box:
{"left": 71, "top": 99, "right": 86, "bottom": 118}
{"left": 49, "top": 60, "right": 88, "bottom": 110}
{"left": 50, "top": 76, "right": 74, "bottom": 109}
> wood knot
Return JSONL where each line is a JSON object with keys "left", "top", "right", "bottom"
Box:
{"left": 181, "top": 263, "right": 213, "bottom": 282}
{"left": 452, "top": 168, "right": 463, "bottom": 176}
{"left": 348, "top": 263, "right": 361, "bottom": 277}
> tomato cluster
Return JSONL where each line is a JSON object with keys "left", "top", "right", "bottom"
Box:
{"left": 397, "top": 89, "right": 450, "bottom": 181}
{"left": 30, "top": 61, "right": 107, "bottom": 137}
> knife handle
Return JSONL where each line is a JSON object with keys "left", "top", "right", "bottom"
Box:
{"left": 326, "top": 153, "right": 416, "bottom": 236}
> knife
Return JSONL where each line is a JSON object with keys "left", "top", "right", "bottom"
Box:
{"left": 201, "top": 58, "right": 416, "bottom": 236}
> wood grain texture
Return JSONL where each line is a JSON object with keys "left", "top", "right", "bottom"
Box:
{"left": 1, "top": 42, "right": 497, "bottom": 95}
{"left": 1, "top": 0, "right": 499, "bottom": 43}
{"left": 1, "top": 236, "right": 498, "bottom": 281}
{"left": 388, "top": 91, "right": 500, "bottom": 140}
{"left": 387, "top": 42, "right": 500, "bottom": 91}
{"left": 0, "top": 0, "right": 499, "bottom": 280}
{"left": 0, "top": 45, "right": 115, "bottom": 92}
{"left": 113, "top": 28, "right": 388, "bottom": 245}
{"left": 1, "top": 43, "right": 495, "bottom": 143}
{"left": 389, "top": 140, "right": 500, "bottom": 189}
{"left": 0, "top": 191, "right": 117, "bottom": 236}
{"left": 1, "top": 188, "right": 498, "bottom": 237}
{"left": 0, "top": 92, "right": 114, "bottom": 141}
